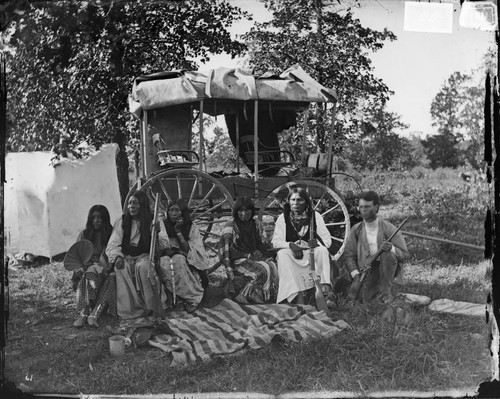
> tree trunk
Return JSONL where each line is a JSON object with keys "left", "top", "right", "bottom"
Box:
{"left": 315, "top": 103, "right": 327, "bottom": 152}
{"left": 114, "top": 130, "right": 130, "bottom": 207}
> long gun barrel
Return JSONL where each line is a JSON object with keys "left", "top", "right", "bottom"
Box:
{"left": 149, "top": 193, "right": 165, "bottom": 318}
{"left": 360, "top": 218, "right": 408, "bottom": 272}
{"left": 170, "top": 257, "right": 176, "bottom": 305}
{"left": 309, "top": 215, "right": 331, "bottom": 316}
{"left": 224, "top": 238, "right": 236, "bottom": 295}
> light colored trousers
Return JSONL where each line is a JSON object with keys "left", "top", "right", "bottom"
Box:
{"left": 276, "top": 246, "right": 331, "bottom": 303}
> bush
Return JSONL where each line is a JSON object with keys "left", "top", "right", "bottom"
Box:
{"left": 409, "top": 166, "right": 428, "bottom": 179}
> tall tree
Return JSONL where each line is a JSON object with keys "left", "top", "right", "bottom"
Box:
{"left": 428, "top": 70, "right": 485, "bottom": 170}
{"left": 422, "top": 131, "right": 463, "bottom": 169}
{"left": 242, "top": 0, "right": 396, "bottom": 152}
{"left": 344, "top": 102, "right": 409, "bottom": 170}
{"left": 6, "top": 0, "right": 248, "bottom": 203}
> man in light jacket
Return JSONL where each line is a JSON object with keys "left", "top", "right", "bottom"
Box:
{"left": 344, "top": 190, "right": 409, "bottom": 304}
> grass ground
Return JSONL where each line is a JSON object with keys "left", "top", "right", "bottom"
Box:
{"left": 4, "top": 258, "right": 491, "bottom": 395}
{"left": 4, "top": 168, "right": 494, "bottom": 395}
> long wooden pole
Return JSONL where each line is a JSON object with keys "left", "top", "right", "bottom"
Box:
{"left": 141, "top": 110, "right": 149, "bottom": 178}
{"left": 326, "top": 102, "right": 336, "bottom": 188}
{"left": 301, "top": 107, "right": 309, "bottom": 167}
{"left": 402, "top": 231, "right": 484, "bottom": 252}
{"left": 254, "top": 100, "right": 259, "bottom": 198}
{"left": 199, "top": 100, "right": 204, "bottom": 172}
{"left": 236, "top": 112, "right": 240, "bottom": 174}
{"left": 309, "top": 216, "right": 330, "bottom": 315}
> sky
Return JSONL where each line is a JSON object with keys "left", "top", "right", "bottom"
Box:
{"left": 199, "top": 0, "right": 496, "bottom": 137}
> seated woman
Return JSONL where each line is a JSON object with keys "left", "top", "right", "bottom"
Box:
{"left": 106, "top": 190, "right": 168, "bottom": 320}
{"left": 272, "top": 187, "right": 332, "bottom": 305}
{"left": 72, "top": 205, "right": 115, "bottom": 328}
{"left": 218, "top": 197, "right": 278, "bottom": 305}
{"left": 159, "top": 199, "right": 209, "bottom": 313}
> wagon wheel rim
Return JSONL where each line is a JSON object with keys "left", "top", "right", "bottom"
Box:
{"left": 125, "top": 169, "right": 234, "bottom": 257}
{"left": 257, "top": 180, "right": 351, "bottom": 261}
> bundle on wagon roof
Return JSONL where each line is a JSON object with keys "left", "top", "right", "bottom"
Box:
{"left": 127, "top": 64, "right": 359, "bottom": 263}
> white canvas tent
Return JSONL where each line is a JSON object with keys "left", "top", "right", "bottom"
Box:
{"left": 4, "top": 144, "right": 122, "bottom": 258}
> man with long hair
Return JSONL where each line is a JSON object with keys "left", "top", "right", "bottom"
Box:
{"left": 272, "top": 187, "right": 333, "bottom": 305}
{"left": 106, "top": 190, "right": 169, "bottom": 320}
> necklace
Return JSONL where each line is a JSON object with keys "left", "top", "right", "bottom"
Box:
{"left": 289, "top": 212, "right": 309, "bottom": 241}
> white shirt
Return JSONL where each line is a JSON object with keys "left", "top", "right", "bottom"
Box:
{"left": 364, "top": 218, "right": 379, "bottom": 256}
{"left": 106, "top": 216, "right": 168, "bottom": 264}
{"left": 350, "top": 217, "right": 395, "bottom": 278}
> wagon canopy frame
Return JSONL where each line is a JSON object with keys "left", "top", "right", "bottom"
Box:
{"left": 129, "top": 64, "right": 339, "bottom": 188}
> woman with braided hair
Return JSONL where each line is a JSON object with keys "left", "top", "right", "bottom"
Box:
{"left": 272, "top": 187, "right": 332, "bottom": 305}
{"left": 218, "top": 197, "right": 278, "bottom": 305}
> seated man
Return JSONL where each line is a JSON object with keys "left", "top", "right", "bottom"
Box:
{"left": 344, "top": 190, "right": 409, "bottom": 304}
{"left": 272, "top": 186, "right": 332, "bottom": 305}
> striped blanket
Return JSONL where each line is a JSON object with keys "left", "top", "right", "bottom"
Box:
{"left": 148, "top": 299, "right": 349, "bottom": 366}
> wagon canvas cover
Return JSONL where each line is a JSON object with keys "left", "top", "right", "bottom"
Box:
{"left": 129, "top": 64, "right": 337, "bottom": 116}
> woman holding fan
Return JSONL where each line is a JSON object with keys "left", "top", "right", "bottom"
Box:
{"left": 71, "top": 205, "right": 115, "bottom": 328}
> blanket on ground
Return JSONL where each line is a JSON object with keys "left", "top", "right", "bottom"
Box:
{"left": 148, "top": 299, "right": 349, "bottom": 366}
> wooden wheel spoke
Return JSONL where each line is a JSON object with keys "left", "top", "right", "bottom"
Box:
{"left": 146, "top": 190, "right": 156, "bottom": 207}
{"left": 203, "top": 242, "right": 220, "bottom": 255}
{"left": 313, "top": 192, "right": 327, "bottom": 210}
{"left": 325, "top": 221, "right": 347, "bottom": 227}
{"left": 176, "top": 175, "right": 182, "bottom": 199}
{"left": 198, "top": 229, "right": 221, "bottom": 239}
{"left": 197, "top": 218, "right": 229, "bottom": 225}
{"left": 321, "top": 203, "right": 340, "bottom": 217}
{"left": 159, "top": 180, "right": 173, "bottom": 203}
{"left": 195, "top": 198, "right": 229, "bottom": 221}
{"left": 190, "top": 184, "right": 217, "bottom": 216}
{"left": 187, "top": 177, "right": 199, "bottom": 208}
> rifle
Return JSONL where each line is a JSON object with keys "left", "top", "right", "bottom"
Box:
{"left": 309, "top": 215, "right": 331, "bottom": 315}
{"left": 148, "top": 193, "right": 165, "bottom": 319}
{"left": 347, "top": 218, "right": 408, "bottom": 301}
{"left": 170, "top": 256, "right": 176, "bottom": 305}
{"left": 223, "top": 237, "right": 236, "bottom": 296}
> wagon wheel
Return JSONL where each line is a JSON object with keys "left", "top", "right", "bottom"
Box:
{"left": 257, "top": 180, "right": 351, "bottom": 261}
{"left": 326, "top": 172, "right": 363, "bottom": 220}
{"left": 125, "top": 169, "right": 234, "bottom": 257}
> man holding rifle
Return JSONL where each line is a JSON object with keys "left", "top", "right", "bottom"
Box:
{"left": 344, "top": 191, "right": 409, "bottom": 304}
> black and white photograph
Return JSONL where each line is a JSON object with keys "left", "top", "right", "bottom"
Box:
{"left": 1, "top": 0, "right": 499, "bottom": 397}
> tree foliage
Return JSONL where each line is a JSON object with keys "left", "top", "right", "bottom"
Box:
{"left": 242, "top": 0, "right": 396, "bottom": 152}
{"left": 427, "top": 69, "right": 486, "bottom": 170}
{"left": 421, "top": 131, "right": 463, "bottom": 169}
{"left": 6, "top": 0, "right": 248, "bottom": 202}
{"left": 343, "top": 103, "right": 412, "bottom": 170}
{"left": 205, "top": 126, "right": 240, "bottom": 173}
